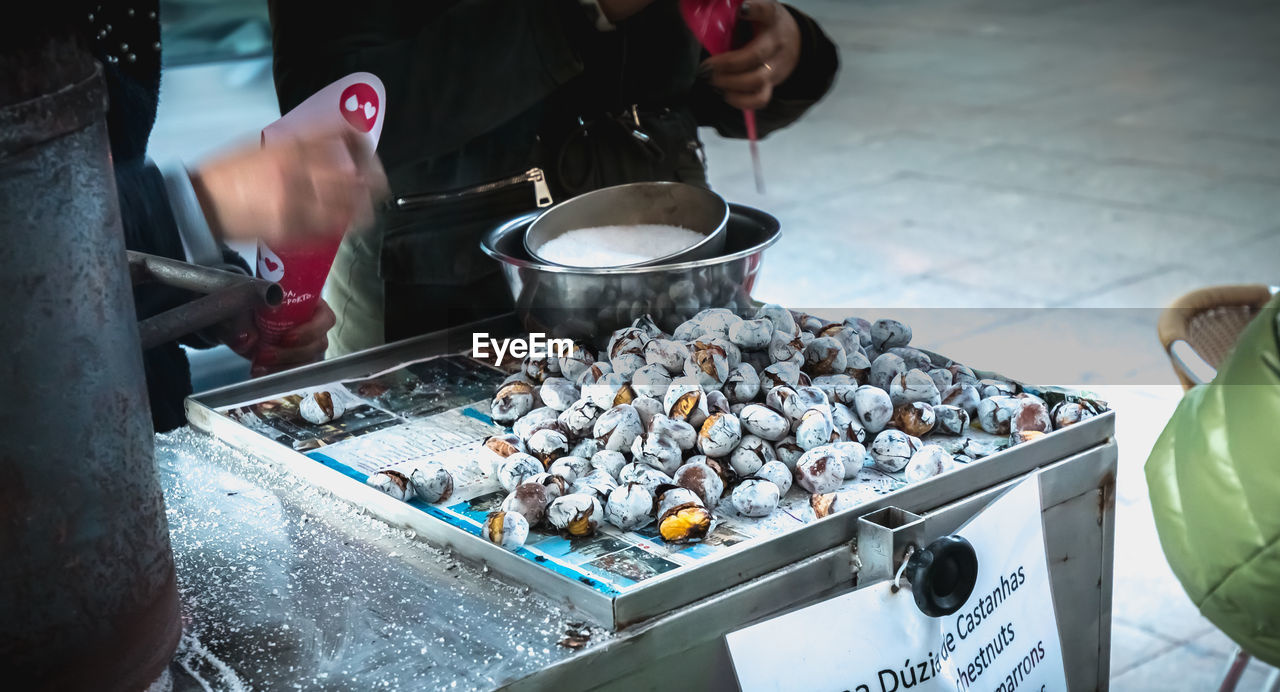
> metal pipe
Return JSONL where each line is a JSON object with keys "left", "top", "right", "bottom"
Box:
{"left": 128, "top": 251, "right": 282, "bottom": 350}
{"left": 128, "top": 250, "right": 282, "bottom": 307}
{"left": 137, "top": 281, "right": 271, "bottom": 350}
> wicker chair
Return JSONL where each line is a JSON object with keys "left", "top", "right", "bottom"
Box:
{"left": 1157, "top": 284, "right": 1276, "bottom": 391}
{"left": 1157, "top": 284, "right": 1279, "bottom": 691}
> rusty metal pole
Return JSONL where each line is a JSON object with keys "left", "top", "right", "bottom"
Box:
{"left": 0, "top": 31, "right": 182, "bottom": 691}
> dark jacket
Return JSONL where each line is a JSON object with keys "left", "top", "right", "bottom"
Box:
{"left": 89, "top": 2, "right": 247, "bottom": 432}
{"left": 269, "top": 0, "right": 837, "bottom": 336}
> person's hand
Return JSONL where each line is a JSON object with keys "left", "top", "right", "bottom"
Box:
{"left": 190, "top": 128, "right": 389, "bottom": 247}
{"left": 701, "top": 0, "right": 802, "bottom": 111}
{"left": 246, "top": 300, "right": 337, "bottom": 378}
{"left": 596, "top": 0, "right": 655, "bottom": 23}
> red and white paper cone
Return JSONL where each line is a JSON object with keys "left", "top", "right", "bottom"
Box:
{"left": 252, "top": 73, "right": 385, "bottom": 369}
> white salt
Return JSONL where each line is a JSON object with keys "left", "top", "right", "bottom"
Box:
{"left": 536, "top": 224, "right": 705, "bottom": 268}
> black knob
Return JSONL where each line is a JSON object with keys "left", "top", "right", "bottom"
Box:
{"left": 905, "top": 535, "right": 978, "bottom": 617}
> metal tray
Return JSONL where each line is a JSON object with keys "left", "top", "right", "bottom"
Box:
{"left": 186, "top": 314, "right": 1115, "bottom": 631}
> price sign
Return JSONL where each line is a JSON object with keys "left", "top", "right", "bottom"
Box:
{"left": 726, "top": 476, "right": 1068, "bottom": 692}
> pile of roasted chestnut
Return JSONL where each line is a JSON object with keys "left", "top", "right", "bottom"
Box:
{"left": 373, "top": 306, "right": 1099, "bottom": 552}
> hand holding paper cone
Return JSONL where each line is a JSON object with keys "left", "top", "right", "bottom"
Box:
{"left": 191, "top": 126, "right": 388, "bottom": 246}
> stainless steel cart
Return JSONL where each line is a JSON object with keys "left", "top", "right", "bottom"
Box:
{"left": 175, "top": 315, "right": 1116, "bottom": 690}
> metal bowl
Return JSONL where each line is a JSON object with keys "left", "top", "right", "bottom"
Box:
{"left": 484, "top": 203, "right": 780, "bottom": 346}
{"left": 524, "top": 182, "right": 729, "bottom": 268}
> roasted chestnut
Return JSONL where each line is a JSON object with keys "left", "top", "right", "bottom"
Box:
{"left": 574, "top": 362, "right": 613, "bottom": 388}
{"left": 685, "top": 340, "right": 730, "bottom": 389}
{"left": 979, "top": 378, "right": 1017, "bottom": 399}
{"left": 698, "top": 412, "right": 743, "bottom": 457}
{"left": 558, "top": 398, "right": 603, "bottom": 438}
{"left": 932, "top": 405, "right": 970, "bottom": 436}
{"left": 941, "top": 383, "right": 981, "bottom": 416}
{"left": 888, "top": 369, "right": 940, "bottom": 407}
{"left": 729, "top": 434, "right": 776, "bottom": 476}
{"left": 498, "top": 453, "right": 544, "bottom": 492}
{"left": 1050, "top": 401, "right": 1092, "bottom": 429}
{"left": 729, "top": 318, "right": 774, "bottom": 350}
{"left": 572, "top": 468, "right": 620, "bottom": 501}
{"left": 590, "top": 449, "right": 628, "bottom": 479}
{"left": 526, "top": 427, "right": 570, "bottom": 466}
{"left": 870, "top": 429, "right": 918, "bottom": 473}
{"left": 583, "top": 372, "right": 631, "bottom": 409}
{"left": 594, "top": 404, "right": 644, "bottom": 452}
{"left": 977, "top": 396, "right": 1019, "bottom": 435}
{"left": 300, "top": 389, "right": 345, "bottom": 425}
{"left": 547, "top": 493, "right": 603, "bottom": 537}
{"left": 755, "top": 460, "right": 793, "bottom": 495}
{"left": 795, "top": 409, "right": 836, "bottom": 451}
{"left": 755, "top": 303, "right": 798, "bottom": 336}
{"left": 704, "top": 389, "right": 732, "bottom": 415}
{"left": 853, "top": 385, "right": 894, "bottom": 434}
{"left": 774, "top": 435, "right": 806, "bottom": 470}
{"left": 557, "top": 343, "right": 597, "bottom": 382}
{"left": 491, "top": 381, "right": 536, "bottom": 426}
{"left": 409, "top": 463, "right": 454, "bottom": 503}
{"left": 607, "top": 326, "right": 650, "bottom": 361}
{"left": 631, "top": 429, "right": 684, "bottom": 475}
{"left": 605, "top": 483, "right": 654, "bottom": 531}
{"left": 674, "top": 460, "right": 726, "bottom": 510}
{"left": 831, "top": 441, "right": 867, "bottom": 479}
{"left": 644, "top": 338, "right": 690, "bottom": 374}
{"left": 723, "top": 363, "right": 761, "bottom": 403}
{"left": 663, "top": 382, "right": 709, "bottom": 427}
{"left": 482, "top": 433, "right": 524, "bottom": 461}
{"left": 619, "top": 462, "right": 675, "bottom": 498}
{"left": 732, "top": 479, "right": 780, "bottom": 518}
{"left": 523, "top": 353, "right": 559, "bottom": 383}
{"left": 538, "top": 377, "right": 579, "bottom": 412}
{"left": 483, "top": 511, "right": 529, "bottom": 551}
{"left": 795, "top": 447, "right": 845, "bottom": 494}
{"left": 502, "top": 482, "right": 551, "bottom": 527}
{"left": 548, "top": 455, "right": 590, "bottom": 483}
{"left": 611, "top": 352, "right": 647, "bottom": 380}
{"left": 928, "top": 367, "right": 954, "bottom": 392}
{"left": 869, "top": 352, "right": 906, "bottom": 391}
{"left": 631, "top": 363, "right": 674, "bottom": 398}
{"left": 891, "top": 401, "right": 936, "bottom": 437}
{"left": 803, "top": 336, "right": 848, "bottom": 377}
{"left": 656, "top": 488, "right": 712, "bottom": 544}
{"left": 768, "top": 329, "right": 806, "bottom": 363}
{"left": 871, "top": 319, "right": 912, "bottom": 351}
{"left": 515, "top": 408, "right": 565, "bottom": 441}
{"left": 740, "top": 403, "right": 790, "bottom": 442}
{"left": 760, "top": 360, "right": 802, "bottom": 389}
{"left": 366, "top": 469, "right": 413, "bottom": 501}
{"left": 905, "top": 445, "right": 953, "bottom": 483}
{"left": 1011, "top": 397, "right": 1052, "bottom": 437}
{"left": 631, "top": 395, "right": 665, "bottom": 429}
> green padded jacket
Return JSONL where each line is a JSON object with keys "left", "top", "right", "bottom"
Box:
{"left": 1146, "top": 293, "right": 1280, "bottom": 665}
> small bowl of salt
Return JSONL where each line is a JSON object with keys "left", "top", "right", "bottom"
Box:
{"left": 524, "top": 182, "right": 729, "bottom": 269}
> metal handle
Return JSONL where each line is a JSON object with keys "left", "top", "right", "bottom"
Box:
{"left": 129, "top": 251, "right": 282, "bottom": 350}
{"left": 903, "top": 535, "right": 979, "bottom": 617}
{"left": 856, "top": 507, "right": 979, "bottom": 618}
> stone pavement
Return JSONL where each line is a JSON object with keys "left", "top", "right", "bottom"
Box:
{"left": 702, "top": 0, "right": 1279, "bottom": 687}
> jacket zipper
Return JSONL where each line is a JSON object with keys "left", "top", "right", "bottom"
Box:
{"left": 394, "top": 168, "right": 553, "bottom": 210}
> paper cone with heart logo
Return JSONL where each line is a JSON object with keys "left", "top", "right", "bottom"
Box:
{"left": 253, "top": 73, "right": 385, "bottom": 367}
